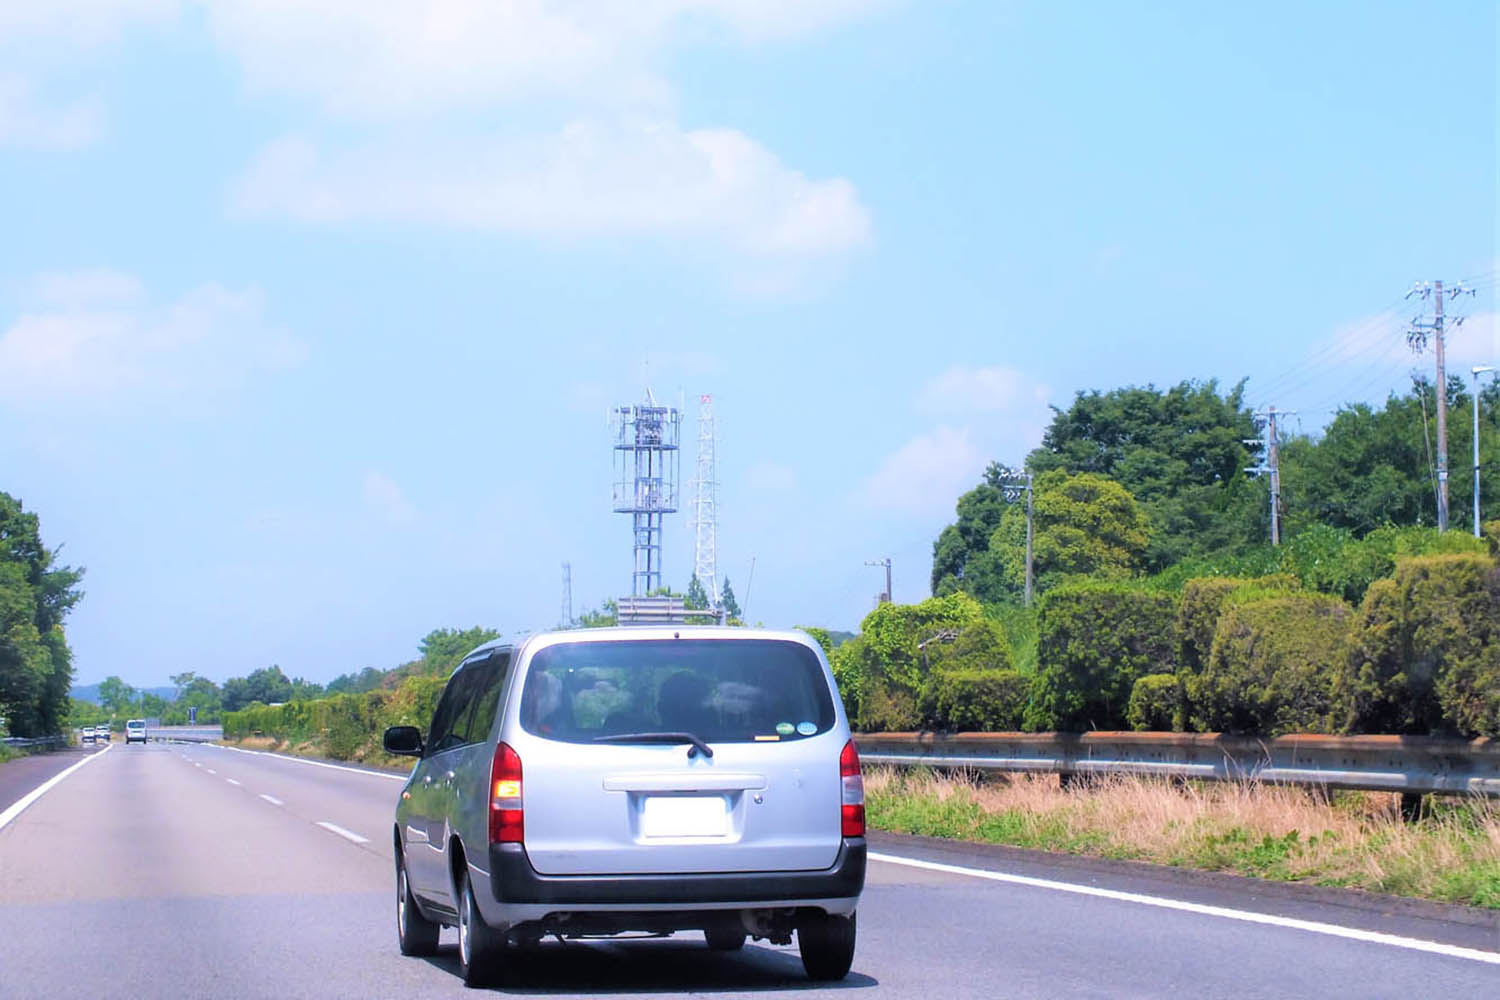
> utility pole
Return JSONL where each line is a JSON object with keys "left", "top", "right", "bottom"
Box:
{"left": 560, "top": 562, "right": 572, "bottom": 627}
{"left": 1408, "top": 281, "right": 1476, "bottom": 532}
{"left": 995, "top": 470, "right": 1034, "bottom": 606}
{"left": 1247, "top": 408, "right": 1293, "bottom": 544}
{"left": 1025, "top": 477, "right": 1034, "bottom": 608}
{"left": 1475, "top": 366, "right": 1497, "bottom": 538}
{"left": 865, "top": 557, "right": 892, "bottom": 604}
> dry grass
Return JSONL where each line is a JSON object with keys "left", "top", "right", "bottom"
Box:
{"left": 865, "top": 767, "right": 1500, "bottom": 908}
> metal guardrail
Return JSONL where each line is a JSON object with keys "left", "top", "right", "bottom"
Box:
{"left": 150, "top": 725, "right": 223, "bottom": 743}
{"left": 855, "top": 731, "right": 1500, "bottom": 798}
{"left": 3, "top": 735, "right": 68, "bottom": 750}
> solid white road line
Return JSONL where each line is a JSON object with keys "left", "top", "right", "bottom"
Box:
{"left": 225, "top": 779, "right": 241, "bottom": 786}
{"left": 316, "top": 821, "right": 370, "bottom": 845}
{"left": 0, "top": 745, "right": 113, "bottom": 833}
{"left": 867, "top": 852, "right": 1500, "bottom": 966}
{"left": 217, "top": 744, "right": 406, "bottom": 782}
{"left": 259, "top": 794, "right": 284, "bottom": 806}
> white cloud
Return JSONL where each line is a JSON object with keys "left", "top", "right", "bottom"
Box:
{"left": 0, "top": 273, "right": 305, "bottom": 405}
{"left": 858, "top": 426, "right": 985, "bottom": 516}
{"left": 362, "top": 472, "right": 418, "bottom": 526}
{"left": 745, "top": 460, "right": 797, "bottom": 492}
{"left": 0, "top": 74, "right": 104, "bottom": 150}
{"left": 231, "top": 121, "right": 870, "bottom": 257}
{"left": 1447, "top": 311, "right": 1499, "bottom": 371}
{"left": 916, "top": 365, "right": 1051, "bottom": 415}
{"left": 27, "top": 268, "right": 145, "bottom": 307}
{"left": 0, "top": 1, "right": 179, "bottom": 149}
{"left": 203, "top": 1, "right": 885, "bottom": 117}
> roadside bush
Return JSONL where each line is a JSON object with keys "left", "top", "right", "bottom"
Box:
{"left": 1029, "top": 582, "right": 1178, "bottom": 731}
{"left": 223, "top": 674, "right": 446, "bottom": 759}
{"left": 1276, "top": 523, "right": 1486, "bottom": 605}
{"left": 1345, "top": 553, "right": 1500, "bottom": 737}
{"left": 1193, "top": 592, "right": 1353, "bottom": 734}
{"left": 840, "top": 593, "right": 998, "bottom": 732}
{"left": 1176, "top": 575, "right": 1299, "bottom": 673}
{"left": 920, "top": 669, "right": 1030, "bottom": 732}
{"left": 1127, "top": 673, "right": 1185, "bottom": 731}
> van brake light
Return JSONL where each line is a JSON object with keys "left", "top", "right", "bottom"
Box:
{"left": 840, "top": 739, "right": 864, "bottom": 838}
{"left": 489, "top": 742, "right": 524, "bottom": 844}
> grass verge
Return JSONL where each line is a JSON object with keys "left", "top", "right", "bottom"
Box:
{"left": 224, "top": 735, "right": 416, "bottom": 773}
{"left": 866, "top": 767, "right": 1500, "bottom": 909}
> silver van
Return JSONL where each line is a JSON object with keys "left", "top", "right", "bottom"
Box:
{"left": 383, "top": 626, "right": 865, "bottom": 987}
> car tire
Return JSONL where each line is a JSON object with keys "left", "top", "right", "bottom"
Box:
{"left": 797, "top": 911, "right": 856, "bottom": 981}
{"left": 395, "top": 853, "right": 439, "bottom": 957}
{"left": 704, "top": 927, "right": 747, "bottom": 951}
{"left": 458, "top": 870, "right": 505, "bottom": 987}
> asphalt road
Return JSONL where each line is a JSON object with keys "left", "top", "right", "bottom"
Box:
{"left": 1, "top": 742, "right": 1496, "bottom": 998}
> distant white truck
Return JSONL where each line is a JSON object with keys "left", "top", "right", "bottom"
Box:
{"left": 125, "top": 719, "right": 147, "bottom": 744}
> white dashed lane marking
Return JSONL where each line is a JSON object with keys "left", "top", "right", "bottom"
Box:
{"left": 316, "top": 821, "right": 369, "bottom": 845}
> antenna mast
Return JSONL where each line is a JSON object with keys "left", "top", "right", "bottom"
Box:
{"left": 691, "top": 394, "right": 721, "bottom": 607}
{"left": 612, "top": 392, "right": 681, "bottom": 595}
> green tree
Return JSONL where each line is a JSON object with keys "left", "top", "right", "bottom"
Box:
{"left": 0, "top": 493, "right": 83, "bottom": 737}
{"left": 720, "top": 579, "right": 741, "bottom": 619}
{"left": 985, "top": 470, "right": 1150, "bottom": 598}
{"left": 930, "top": 463, "right": 1017, "bottom": 597}
{"left": 685, "top": 575, "right": 710, "bottom": 611}
{"left": 577, "top": 600, "right": 618, "bottom": 628}
{"left": 1026, "top": 380, "right": 1263, "bottom": 570}
{"left": 96, "top": 675, "right": 138, "bottom": 715}
{"left": 1280, "top": 378, "right": 1500, "bottom": 538}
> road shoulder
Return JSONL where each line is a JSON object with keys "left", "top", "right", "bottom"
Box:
{"left": 868, "top": 829, "right": 1500, "bottom": 952}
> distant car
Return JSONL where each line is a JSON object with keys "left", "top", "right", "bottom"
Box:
{"left": 383, "top": 626, "right": 864, "bottom": 987}
{"left": 98, "top": 725, "right": 111, "bottom": 743}
{"left": 80, "top": 727, "right": 95, "bottom": 744}
{"left": 125, "top": 719, "right": 147, "bottom": 744}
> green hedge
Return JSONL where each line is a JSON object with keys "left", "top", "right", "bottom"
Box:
{"left": 1176, "top": 575, "right": 1298, "bottom": 673}
{"left": 1193, "top": 592, "right": 1353, "bottom": 735}
{"left": 920, "top": 669, "right": 1030, "bottom": 732}
{"left": 223, "top": 675, "right": 445, "bottom": 760}
{"left": 1345, "top": 553, "right": 1500, "bottom": 737}
{"left": 832, "top": 593, "right": 999, "bottom": 732}
{"left": 1029, "top": 582, "right": 1178, "bottom": 731}
{"left": 1127, "top": 673, "right": 1185, "bottom": 731}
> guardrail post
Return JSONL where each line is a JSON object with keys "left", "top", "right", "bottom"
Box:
{"left": 1399, "top": 792, "right": 1426, "bottom": 822}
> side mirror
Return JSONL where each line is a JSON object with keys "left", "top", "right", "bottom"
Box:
{"left": 383, "top": 725, "right": 424, "bottom": 757}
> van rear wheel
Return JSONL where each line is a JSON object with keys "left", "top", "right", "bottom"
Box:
{"left": 797, "top": 911, "right": 856, "bottom": 981}
{"left": 458, "top": 871, "right": 506, "bottom": 987}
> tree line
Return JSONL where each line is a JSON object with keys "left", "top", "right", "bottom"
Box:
{"left": 834, "top": 377, "right": 1500, "bottom": 738}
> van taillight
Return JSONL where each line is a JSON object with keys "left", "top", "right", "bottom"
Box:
{"left": 840, "top": 739, "right": 865, "bottom": 838}
{"left": 489, "top": 742, "right": 524, "bottom": 844}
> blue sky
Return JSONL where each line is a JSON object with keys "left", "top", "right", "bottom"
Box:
{"left": 1, "top": 1, "right": 1494, "bottom": 688}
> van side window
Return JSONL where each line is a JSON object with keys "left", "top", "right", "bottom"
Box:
{"left": 426, "top": 667, "right": 481, "bottom": 755}
{"left": 451, "top": 651, "right": 512, "bottom": 746}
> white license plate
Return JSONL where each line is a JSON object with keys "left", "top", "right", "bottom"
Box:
{"left": 640, "top": 795, "right": 728, "bottom": 838}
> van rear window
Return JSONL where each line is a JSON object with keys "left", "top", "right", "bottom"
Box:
{"left": 519, "top": 639, "right": 835, "bottom": 745}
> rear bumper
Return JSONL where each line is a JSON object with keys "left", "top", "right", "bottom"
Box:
{"left": 486, "top": 838, "right": 866, "bottom": 907}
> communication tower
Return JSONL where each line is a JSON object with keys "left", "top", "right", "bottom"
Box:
{"left": 691, "top": 394, "right": 721, "bottom": 607}
{"left": 612, "top": 392, "right": 681, "bottom": 596}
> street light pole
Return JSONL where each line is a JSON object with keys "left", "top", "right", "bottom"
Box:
{"left": 1474, "top": 366, "right": 1496, "bottom": 538}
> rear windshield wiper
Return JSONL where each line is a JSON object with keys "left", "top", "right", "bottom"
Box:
{"left": 593, "top": 731, "right": 714, "bottom": 759}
